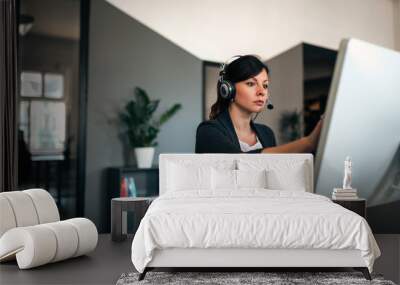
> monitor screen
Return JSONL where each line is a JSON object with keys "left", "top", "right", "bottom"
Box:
{"left": 315, "top": 38, "right": 400, "bottom": 233}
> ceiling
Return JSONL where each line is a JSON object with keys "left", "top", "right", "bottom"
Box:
{"left": 105, "top": 0, "right": 397, "bottom": 62}
{"left": 20, "top": 0, "right": 80, "bottom": 40}
{"left": 19, "top": 0, "right": 397, "bottom": 59}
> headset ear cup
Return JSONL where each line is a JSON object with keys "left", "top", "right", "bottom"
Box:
{"left": 219, "top": 80, "right": 236, "bottom": 100}
{"left": 230, "top": 83, "right": 236, "bottom": 100}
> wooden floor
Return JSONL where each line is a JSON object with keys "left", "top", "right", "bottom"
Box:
{"left": 0, "top": 234, "right": 134, "bottom": 285}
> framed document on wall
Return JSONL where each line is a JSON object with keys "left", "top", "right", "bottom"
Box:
{"left": 21, "top": 71, "right": 42, "bottom": 97}
{"left": 29, "top": 101, "right": 66, "bottom": 155}
{"left": 19, "top": 101, "right": 30, "bottom": 144}
{"left": 44, "top": 73, "right": 64, "bottom": 99}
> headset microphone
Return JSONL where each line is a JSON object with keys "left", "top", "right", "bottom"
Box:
{"left": 266, "top": 96, "right": 274, "bottom": 110}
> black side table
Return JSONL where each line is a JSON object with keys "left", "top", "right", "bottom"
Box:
{"left": 332, "top": 198, "right": 366, "bottom": 218}
{"left": 106, "top": 167, "right": 159, "bottom": 233}
{"left": 111, "top": 197, "right": 157, "bottom": 242}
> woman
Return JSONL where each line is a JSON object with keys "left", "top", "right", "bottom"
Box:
{"left": 195, "top": 55, "right": 322, "bottom": 153}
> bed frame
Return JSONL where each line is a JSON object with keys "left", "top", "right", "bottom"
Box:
{"left": 138, "top": 154, "right": 372, "bottom": 281}
{"left": 140, "top": 248, "right": 370, "bottom": 280}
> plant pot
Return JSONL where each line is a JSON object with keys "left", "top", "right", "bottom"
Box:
{"left": 134, "top": 147, "right": 155, "bottom": 168}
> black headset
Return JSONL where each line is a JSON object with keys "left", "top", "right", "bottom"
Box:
{"left": 218, "top": 55, "right": 274, "bottom": 110}
{"left": 218, "top": 56, "right": 240, "bottom": 101}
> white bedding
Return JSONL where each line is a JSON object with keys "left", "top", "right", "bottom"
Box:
{"left": 131, "top": 189, "right": 380, "bottom": 273}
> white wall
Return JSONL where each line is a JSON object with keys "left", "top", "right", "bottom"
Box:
{"left": 106, "top": 0, "right": 398, "bottom": 62}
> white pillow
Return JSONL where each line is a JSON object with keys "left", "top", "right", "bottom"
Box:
{"left": 236, "top": 169, "right": 268, "bottom": 188}
{"left": 211, "top": 168, "right": 237, "bottom": 190}
{"left": 166, "top": 159, "right": 236, "bottom": 193}
{"left": 265, "top": 163, "right": 307, "bottom": 191}
{"left": 211, "top": 168, "right": 268, "bottom": 190}
{"left": 167, "top": 162, "right": 212, "bottom": 191}
{"left": 237, "top": 159, "right": 309, "bottom": 191}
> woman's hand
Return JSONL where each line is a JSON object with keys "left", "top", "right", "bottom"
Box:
{"left": 306, "top": 119, "right": 323, "bottom": 152}
{"left": 262, "top": 117, "right": 324, "bottom": 154}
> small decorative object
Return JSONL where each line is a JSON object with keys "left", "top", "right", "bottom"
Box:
{"left": 332, "top": 156, "right": 358, "bottom": 200}
{"left": 120, "top": 177, "right": 128, "bottom": 197}
{"left": 128, "top": 177, "right": 137, "bottom": 197}
{"left": 21, "top": 71, "right": 42, "bottom": 97}
{"left": 19, "top": 14, "right": 34, "bottom": 36}
{"left": 119, "top": 87, "right": 182, "bottom": 168}
{"left": 343, "top": 156, "right": 352, "bottom": 189}
{"left": 279, "top": 109, "right": 303, "bottom": 143}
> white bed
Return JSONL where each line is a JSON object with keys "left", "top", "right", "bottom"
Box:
{"left": 131, "top": 154, "right": 380, "bottom": 280}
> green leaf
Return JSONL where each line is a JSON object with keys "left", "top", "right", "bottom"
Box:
{"left": 157, "top": 103, "right": 182, "bottom": 127}
{"left": 147, "top": 100, "right": 159, "bottom": 118}
{"left": 135, "top": 87, "right": 150, "bottom": 109}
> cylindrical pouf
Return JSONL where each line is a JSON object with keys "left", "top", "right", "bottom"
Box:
{"left": 0, "top": 195, "right": 17, "bottom": 237}
{"left": 0, "top": 226, "right": 57, "bottom": 269}
{"left": 0, "top": 191, "right": 39, "bottom": 227}
{"left": 23, "top": 189, "right": 60, "bottom": 224}
{"left": 64, "top": 218, "right": 98, "bottom": 257}
{"left": 42, "top": 221, "right": 79, "bottom": 263}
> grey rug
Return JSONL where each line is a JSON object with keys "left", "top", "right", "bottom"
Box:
{"left": 116, "top": 271, "right": 396, "bottom": 285}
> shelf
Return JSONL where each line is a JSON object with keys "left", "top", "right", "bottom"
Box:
{"left": 304, "top": 93, "right": 328, "bottom": 101}
{"left": 304, "top": 76, "right": 332, "bottom": 83}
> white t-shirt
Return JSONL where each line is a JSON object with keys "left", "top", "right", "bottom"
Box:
{"left": 239, "top": 135, "right": 263, "bottom": 152}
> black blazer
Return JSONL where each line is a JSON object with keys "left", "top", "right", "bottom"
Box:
{"left": 195, "top": 108, "right": 276, "bottom": 153}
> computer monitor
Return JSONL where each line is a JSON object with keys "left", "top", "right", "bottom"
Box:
{"left": 315, "top": 38, "right": 400, "bottom": 233}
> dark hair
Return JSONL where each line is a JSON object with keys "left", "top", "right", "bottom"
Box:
{"left": 209, "top": 55, "right": 270, "bottom": 120}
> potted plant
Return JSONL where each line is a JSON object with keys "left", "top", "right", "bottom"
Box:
{"left": 119, "top": 87, "right": 182, "bottom": 168}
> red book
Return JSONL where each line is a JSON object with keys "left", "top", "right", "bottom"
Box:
{"left": 120, "top": 177, "right": 128, "bottom": 197}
